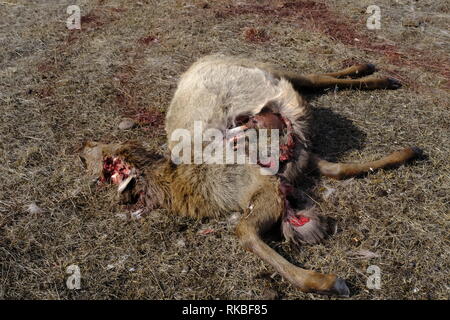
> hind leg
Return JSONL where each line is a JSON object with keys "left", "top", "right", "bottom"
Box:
{"left": 236, "top": 182, "right": 349, "bottom": 296}
{"left": 321, "top": 63, "right": 376, "bottom": 78}
{"left": 311, "top": 147, "right": 422, "bottom": 180}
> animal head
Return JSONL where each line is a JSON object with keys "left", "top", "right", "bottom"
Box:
{"left": 79, "top": 140, "right": 165, "bottom": 207}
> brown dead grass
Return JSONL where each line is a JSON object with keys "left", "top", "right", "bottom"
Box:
{"left": 218, "top": 0, "right": 450, "bottom": 90}
{"left": 0, "top": 0, "right": 448, "bottom": 300}
{"left": 243, "top": 27, "right": 270, "bottom": 43}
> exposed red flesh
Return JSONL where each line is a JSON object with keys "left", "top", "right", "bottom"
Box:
{"left": 280, "top": 182, "right": 311, "bottom": 228}
{"left": 101, "top": 156, "right": 132, "bottom": 184}
{"left": 233, "top": 111, "right": 297, "bottom": 166}
{"left": 288, "top": 215, "right": 310, "bottom": 227}
{"left": 244, "top": 111, "right": 286, "bottom": 130}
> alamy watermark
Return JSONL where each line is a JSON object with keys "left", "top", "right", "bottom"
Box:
{"left": 66, "top": 5, "right": 81, "bottom": 30}
{"left": 66, "top": 4, "right": 383, "bottom": 33}
{"left": 170, "top": 121, "right": 281, "bottom": 175}
{"left": 66, "top": 264, "right": 81, "bottom": 290}
{"left": 366, "top": 265, "right": 382, "bottom": 290}
{"left": 366, "top": 5, "right": 381, "bottom": 30}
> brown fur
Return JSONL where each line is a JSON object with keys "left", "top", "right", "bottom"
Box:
{"left": 81, "top": 55, "right": 421, "bottom": 296}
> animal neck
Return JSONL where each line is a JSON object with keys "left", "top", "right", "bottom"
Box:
{"left": 143, "top": 159, "right": 174, "bottom": 211}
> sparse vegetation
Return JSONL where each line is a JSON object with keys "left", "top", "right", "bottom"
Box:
{"left": 0, "top": 0, "right": 448, "bottom": 299}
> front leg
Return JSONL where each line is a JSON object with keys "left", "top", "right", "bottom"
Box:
{"left": 269, "top": 69, "right": 401, "bottom": 90}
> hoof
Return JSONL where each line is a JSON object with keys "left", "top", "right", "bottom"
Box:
{"left": 411, "top": 146, "right": 423, "bottom": 156}
{"left": 315, "top": 277, "right": 350, "bottom": 297}
{"left": 365, "top": 63, "right": 377, "bottom": 74}
{"left": 410, "top": 146, "right": 427, "bottom": 160}
{"left": 387, "top": 77, "right": 402, "bottom": 89}
{"left": 352, "top": 63, "right": 377, "bottom": 78}
{"left": 332, "top": 277, "right": 350, "bottom": 297}
{"left": 367, "top": 63, "right": 377, "bottom": 72}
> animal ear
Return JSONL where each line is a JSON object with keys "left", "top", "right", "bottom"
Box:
{"left": 77, "top": 141, "right": 99, "bottom": 169}
{"left": 81, "top": 140, "right": 99, "bottom": 149}
{"left": 73, "top": 140, "right": 97, "bottom": 154}
{"left": 79, "top": 155, "right": 87, "bottom": 169}
{"left": 79, "top": 141, "right": 104, "bottom": 177}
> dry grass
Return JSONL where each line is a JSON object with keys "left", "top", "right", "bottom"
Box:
{"left": 0, "top": 0, "right": 448, "bottom": 299}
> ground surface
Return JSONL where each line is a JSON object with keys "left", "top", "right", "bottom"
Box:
{"left": 0, "top": 0, "right": 448, "bottom": 299}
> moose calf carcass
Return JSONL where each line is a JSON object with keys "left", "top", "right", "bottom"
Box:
{"left": 81, "top": 55, "right": 421, "bottom": 296}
